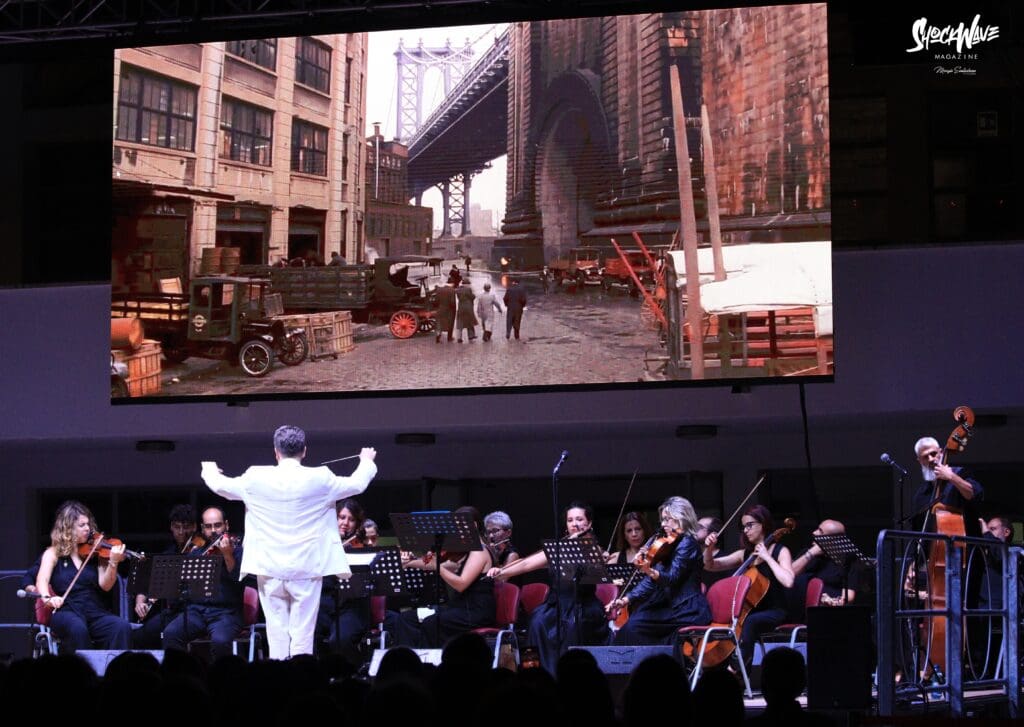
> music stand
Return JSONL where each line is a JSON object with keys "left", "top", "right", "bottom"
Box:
{"left": 813, "top": 533, "right": 876, "bottom": 605}
{"left": 133, "top": 554, "right": 221, "bottom": 642}
{"left": 391, "top": 511, "right": 482, "bottom": 645}
{"left": 542, "top": 539, "right": 610, "bottom": 648}
{"left": 606, "top": 563, "right": 638, "bottom": 585}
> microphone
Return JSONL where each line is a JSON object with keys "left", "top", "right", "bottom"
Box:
{"left": 880, "top": 453, "right": 908, "bottom": 476}
{"left": 16, "top": 589, "right": 41, "bottom": 599}
{"left": 553, "top": 450, "right": 569, "bottom": 474}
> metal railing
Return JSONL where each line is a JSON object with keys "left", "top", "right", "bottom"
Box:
{"left": 876, "top": 530, "right": 1020, "bottom": 717}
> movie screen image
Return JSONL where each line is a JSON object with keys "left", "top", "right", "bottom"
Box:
{"left": 110, "top": 4, "right": 832, "bottom": 401}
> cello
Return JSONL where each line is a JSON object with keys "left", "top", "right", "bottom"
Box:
{"left": 686, "top": 518, "right": 796, "bottom": 667}
{"left": 924, "top": 405, "right": 975, "bottom": 678}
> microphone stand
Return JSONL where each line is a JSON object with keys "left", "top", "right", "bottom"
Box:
{"left": 552, "top": 452, "right": 564, "bottom": 665}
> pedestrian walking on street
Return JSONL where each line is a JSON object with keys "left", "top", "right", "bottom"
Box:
{"left": 503, "top": 278, "right": 528, "bottom": 341}
{"left": 475, "top": 282, "right": 504, "bottom": 342}
{"left": 435, "top": 282, "right": 457, "bottom": 343}
{"left": 540, "top": 266, "right": 551, "bottom": 293}
{"left": 455, "top": 279, "right": 478, "bottom": 342}
{"left": 447, "top": 264, "right": 462, "bottom": 286}
{"left": 464, "top": 254, "right": 472, "bottom": 273}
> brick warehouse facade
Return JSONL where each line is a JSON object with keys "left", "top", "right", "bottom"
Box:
{"left": 497, "top": 4, "right": 830, "bottom": 267}
{"left": 364, "top": 124, "right": 433, "bottom": 258}
{"left": 111, "top": 35, "right": 367, "bottom": 291}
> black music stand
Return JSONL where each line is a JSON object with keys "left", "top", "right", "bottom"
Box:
{"left": 542, "top": 539, "right": 610, "bottom": 647}
{"left": 391, "top": 511, "right": 481, "bottom": 645}
{"left": 325, "top": 566, "right": 373, "bottom": 657}
{"left": 606, "top": 563, "right": 638, "bottom": 586}
{"left": 813, "top": 533, "right": 875, "bottom": 605}
{"left": 133, "top": 554, "right": 221, "bottom": 642}
{"left": 367, "top": 547, "right": 440, "bottom": 605}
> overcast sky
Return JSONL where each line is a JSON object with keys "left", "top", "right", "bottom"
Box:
{"left": 365, "top": 23, "right": 508, "bottom": 231}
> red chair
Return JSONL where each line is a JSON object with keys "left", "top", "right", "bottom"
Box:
{"left": 33, "top": 589, "right": 58, "bottom": 656}
{"left": 767, "top": 576, "right": 824, "bottom": 648}
{"left": 470, "top": 581, "right": 520, "bottom": 668}
{"left": 673, "top": 575, "right": 753, "bottom": 697}
{"left": 595, "top": 583, "right": 618, "bottom": 609}
{"left": 190, "top": 585, "right": 263, "bottom": 661}
{"left": 519, "top": 582, "right": 549, "bottom": 616}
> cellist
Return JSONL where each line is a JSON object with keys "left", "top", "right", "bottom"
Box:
{"left": 910, "top": 436, "right": 983, "bottom": 535}
{"left": 703, "top": 505, "right": 794, "bottom": 667}
{"left": 606, "top": 497, "right": 710, "bottom": 645}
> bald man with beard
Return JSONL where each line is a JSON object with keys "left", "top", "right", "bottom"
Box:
{"left": 790, "top": 519, "right": 859, "bottom": 607}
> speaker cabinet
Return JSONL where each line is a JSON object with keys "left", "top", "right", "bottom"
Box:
{"left": 76, "top": 649, "right": 165, "bottom": 676}
{"left": 806, "top": 606, "right": 873, "bottom": 710}
{"left": 568, "top": 645, "right": 677, "bottom": 674}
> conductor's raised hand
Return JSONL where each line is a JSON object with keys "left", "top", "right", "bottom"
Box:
{"left": 360, "top": 447, "right": 377, "bottom": 462}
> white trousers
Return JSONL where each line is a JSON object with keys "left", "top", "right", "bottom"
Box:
{"left": 256, "top": 575, "right": 323, "bottom": 660}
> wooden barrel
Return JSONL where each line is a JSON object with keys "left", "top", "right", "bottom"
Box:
{"left": 199, "top": 247, "right": 223, "bottom": 274}
{"left": 221, "top": 247, "right": 241, "bottom": 274}
{"left": 111, "top": 317, "right": 144, "bottom": 351}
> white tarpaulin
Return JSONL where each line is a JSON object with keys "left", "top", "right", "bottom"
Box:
{"left": 667, "top": 242, "right": 832, "bottom": 333}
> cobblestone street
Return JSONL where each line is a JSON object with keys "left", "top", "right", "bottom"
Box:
{"left": 157, "top": 270, "right": 664, "bottom": 397}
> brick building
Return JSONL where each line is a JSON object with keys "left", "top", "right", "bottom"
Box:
{"left": 364, "top": 124, "right": 433, "bottom": 257}
{"left": 111, "top": 35, "right": 367, "bottom": 291}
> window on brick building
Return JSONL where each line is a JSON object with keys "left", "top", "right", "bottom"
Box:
{"left": 221, "top": 98, "right": 273, "bottom": 166}
{"left": 116, "top": 66, "right": 197, "bottom": 151}
{"left": 291, "top": 119, "right": 328, "bottom": 176}
{"left": 225, "top": 39, "right": 278, "bottom": 71}
{"left": 296, "top": 37, "right": 331, "bottom": 93}
{"left": 344, "top": 57, "right": 354, "bottom": 104}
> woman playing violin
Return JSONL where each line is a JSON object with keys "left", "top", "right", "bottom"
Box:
{"left": 387, "top": 505, "right": 496, "bottom": 647}
{"left": 607, "top": 510, "right": 654, "bottom": 565}
{"left": 607, "top": 497, "right": 710, "bottom": 645}
{"left": 489, "top": 501, "right": 608, "bottom": 672}
{"left": 316, "top": 499, "right": 371, "bottom": 661}
{"left": 35, "top": 500, "right": 132, "bottom": 652}
{"left": 704, "top": 504, "right": 794, "bottom": 666}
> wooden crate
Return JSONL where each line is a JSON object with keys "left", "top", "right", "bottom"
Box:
{"left": 276, "top": 311, "right": 353, "bottom": 359}
{"left": 113, "top": 339, "right": 162, "bottom": 397}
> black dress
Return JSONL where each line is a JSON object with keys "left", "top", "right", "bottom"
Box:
{"left": 738, "top": 542, "right": 789, "bottom": 664}
{"left": 613, "top": 534, "right": 711, "bottom": 645}
{"left": 48, "top": 555, "right": 131, "bottom": 652}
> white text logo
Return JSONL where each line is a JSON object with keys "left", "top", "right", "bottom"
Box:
{"left": 907, "top": 15, "right": 999, "bottom": 54}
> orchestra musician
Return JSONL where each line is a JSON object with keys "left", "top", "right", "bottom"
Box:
{"left": 607, "top": 511, "right": 654, "bottom": 565}
{"left": 704, "top": 505, "right": 794, "bottom": 667}
{"left": 790, "top": 519, "right": 859, "bottom": 607}
{"left": 911, "top": 436, "right": 983, "bottom": 536}
{"left": 35, "top": 500, "right": 132, "bottom": 652}
{"left": 132, "top": 503, "right": 200, "bottom": 648}
{"left": 607, "top": 497, "right": 711, "bottom": 645}
{"left": 201, "top": 426, "right": 378, "bottom": 660}
{"left": 694, "top": 516, "right": 731, "bottom": 589}
{"left": 489, "top": 500, "right": 608, "bottom": 672}
{"left": 363, "top": 518, "right": 380, "bottom": 547}
{"left": 387, "top": 506, "right": 496, "bottom": 647}
{"left": 316, "top": 499, "right": 372, "bottom": 662}
{"left": 161, "top": 507, "right": 244, "bottom": 660}
{"left": 484, "top": 510, "right": 520, "bottom": 567}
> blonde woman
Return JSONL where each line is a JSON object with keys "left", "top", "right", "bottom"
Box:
{"left": 35, "top": 500, "right": 131, "bottom": 652}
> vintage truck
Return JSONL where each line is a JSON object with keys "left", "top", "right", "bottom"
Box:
{"left": 240, "top": 255, "right": 439, "bottom": 339}
{"left": 111, "top": 276, "right": 308, "bottom": 377}
{"left": 548, "top": 247, "right": 603, "bottom": 287}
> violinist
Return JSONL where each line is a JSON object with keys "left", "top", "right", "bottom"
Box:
{"left": 132, "top": 504, "right": 200, "bottom": 648}
{"left": 489, "top": 501, "right": 608, "bottom": 672}
{"left": 316, "top": 499, "right": 371, "bottom": 662}
{"left": 607, "top": 511, "right": 654, "bottom": 565}
{"left": 695, "top": 516, "right": 731, "bottom": 589}
{"left": 34, "top": 500, "right": 132, "bottom": 652}
{"left": 363, "top": 518, "right": 380, "bottom": 547}
{"left": 607, "top": 497, "right": 710, "bottom": 645}
{"left": 386, "top": 506, "right": 496, "bottom": 647}
{"left": 161, "top": 507, "right": 244, "bottom": 660}
{"left": 704, "top": 505, "right": 794, "bottom": 667}
{"left": 484, "top": 510, "right": 520, "bottom": 567}
{"left": 911, "top": 436, "right": 983, "bottom": 536}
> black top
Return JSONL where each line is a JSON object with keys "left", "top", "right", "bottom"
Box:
{"left": 744, "top": 542, "right": 789, "bottom": 613}
{"left": 911, "top": 466, "right": 983, "bottom": 537}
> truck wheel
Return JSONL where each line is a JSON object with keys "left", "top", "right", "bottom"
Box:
{"left": 163, "top": 346, "right": 190, "bottom": 364}
{"left": 111, "top": 377, "right": 129, "bottom": 398}
{"left": 389, "top": 310, "right": 419, "bottom": 339}
{"left": 239, "top": 340, "right": 274, "bottom": 377}
{"left": 278, "top": 332, "right": 308, "bottom": 366}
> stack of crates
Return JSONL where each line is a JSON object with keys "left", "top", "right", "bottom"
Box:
{"left": 112, "top": 339, "right": 162, "bottom": 397}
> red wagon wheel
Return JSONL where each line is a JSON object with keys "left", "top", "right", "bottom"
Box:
{"left": 389, "top": 310, "right": 419, "bottom": 339}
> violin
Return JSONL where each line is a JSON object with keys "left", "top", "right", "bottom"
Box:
{"left": 78, "top": 532, "right": 144, "bottom": 561}
{"left": 196, "top": 532, "right": 240, "bottom": 556}
{"left": 610, "top": 526, "right": 682, "bottom": 629}
{"left": 181, "top": 534, "right": 205, "bottom": 554}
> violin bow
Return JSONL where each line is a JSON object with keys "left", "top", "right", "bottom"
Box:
{"left": 606, "top": 468, "right": 640, "bottom": 555}
{"left": 717, "top": 474, "right": 767, "bottom": 536}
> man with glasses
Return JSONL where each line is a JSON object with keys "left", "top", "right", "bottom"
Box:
{"left": 695, "top": 515, "right": 731, "bottom": 589}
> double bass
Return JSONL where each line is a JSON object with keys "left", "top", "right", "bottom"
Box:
{"left": 924, "top": 405, "right": 975, "bottom": 678}
{"left": 684, "top": 518, "right": 796, "bottom": 667}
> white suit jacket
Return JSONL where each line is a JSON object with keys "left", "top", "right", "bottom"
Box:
{"left": 201, "top": 457, "right": 377, "bottom": 580}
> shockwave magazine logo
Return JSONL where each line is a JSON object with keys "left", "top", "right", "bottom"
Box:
{"left": 906, "top": 14, "right": 999, "bottom": 75}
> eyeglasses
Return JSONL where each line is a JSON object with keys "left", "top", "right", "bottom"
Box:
{"left": 741, "top": 522, "right": 759, "bottom": 530}
{"left": 485, "top": 528, "right": 508, "bottom": 535}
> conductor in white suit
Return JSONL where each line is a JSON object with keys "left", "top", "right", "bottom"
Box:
{"left": 201, "top": 425, "right": 377, "bottom": 660}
